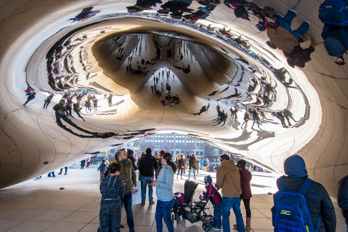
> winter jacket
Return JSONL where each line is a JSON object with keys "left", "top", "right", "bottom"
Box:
{"left": 240, "top": 168, "right": 252, "bottom": 199}
{"left": 156, "top": 165, "right": 174, "bottom": 201}
{"left": 338, "top": 175, "right": 348, "bottom": 225}
{"left": 202, "top": 184, "right": 221, "bottom": 205}
{"left": 138, "top": 153, "right": 158, "bottom": 177}
{"left": 267, "top": 27, "right": 298, "bottom": 53}
{"left": 110, "top": 159, "right": 136, "bottom": 195}
{"left": 97, "top": 163, "right": 107, "bottom": 173}
{"left": 177, "top": 158, "right": 185, "bottom": 169}
{"left": 278, "top": 155, "right": 336, "bottom": 232}
{"left": 188, "top": 156, "right": 197, "bottom": 169}
{"left": 100, "top": 175, "right": 124, "bottom": 207}
{"left": 216, "top": 160, "right": 242, "bottom": 198}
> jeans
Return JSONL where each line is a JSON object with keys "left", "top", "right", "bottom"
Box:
{"left": 177, "top": 169, "right": 184, "bottom": 177}
{"left": 213, "top": 203, "right": 222, "bottom": 228}
{"left": 275, "top": 10, "right": 309, "bottom": 41}
{"left": 141, "top": 176, "right": 153, "bottom": 203}
{"left": 155, "top": 199, "right": 175, "bottom": 232}
{"left": 155, "top": 170, "right": 160, "bottom": 180}
{"left": 188, "top": 168, "right": 196, "bottom": 178}
{"left": 222, "top": 197, "right": 245, "bottom": 232}
{"left": 124, "top": 192, "right": 135, "bottom": 232}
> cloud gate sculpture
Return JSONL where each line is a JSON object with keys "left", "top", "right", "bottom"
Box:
{"left": 0, "top": 0, "right": 347, "bottom": 196}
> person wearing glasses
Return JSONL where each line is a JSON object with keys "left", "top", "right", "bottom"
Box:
{"left": 150, "top": 153, "right": 177, "bottom": 232}
{"left": 216, "top": 154, "right": 244, "bottom": 232}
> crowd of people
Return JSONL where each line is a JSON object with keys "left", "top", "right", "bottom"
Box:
{"left": 97, "top": 148, "right": 345, "bottom": 232}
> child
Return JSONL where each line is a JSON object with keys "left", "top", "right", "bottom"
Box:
{"left": 199, "top": 175, "right": 222, "bottom": 230}
{"left": 97, "top": 160, "right": 107, "bottom": 181}
{"left": 99, "top": 162, "right": 124, "bottom": 232}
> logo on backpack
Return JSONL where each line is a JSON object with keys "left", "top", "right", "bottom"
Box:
{"left": 271, "top": 177, "right": 321, "bottom": 232}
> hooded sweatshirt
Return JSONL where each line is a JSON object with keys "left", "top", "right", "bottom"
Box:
{"left": 100, "top": 175, "right": 124, "bottom": 207}
{"left": 216, "top": 160, "right": 242, "bottom": 198}
{"left": 277, "top": 155, "right": 336, "bottom": 232}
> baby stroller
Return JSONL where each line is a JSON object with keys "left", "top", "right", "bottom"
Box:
{"left": 171, "top": 180, "right": 214, "bottom": 231}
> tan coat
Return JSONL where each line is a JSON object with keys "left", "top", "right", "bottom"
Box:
{"left": 267, "top": 27, "right": 298, "bottom": 53}
{"left": 216, "top": 160, "right": 242, "bottom": 198}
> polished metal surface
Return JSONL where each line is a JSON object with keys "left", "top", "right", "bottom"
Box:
{"left": 0, "top": 0, "right": 347, "bottom": 195}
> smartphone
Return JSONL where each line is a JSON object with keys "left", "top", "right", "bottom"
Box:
{"left": 147, "top": 180, "right": 153, "bottom": 184}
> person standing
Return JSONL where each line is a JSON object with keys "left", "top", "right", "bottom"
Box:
{"left": 176, "top": 154, "right": 185, "bottom": 179}
{"left": 150, "top": 153, "right": 177, "bottom": 232}
{"left": 203, "top": 158, "right": 209, "bottom": 172}
{"left": 188, "top": 154, "right": 197, "bottom": 179}
{"left": 138, "top": 148, "right": 158, "bottom": 205}
{"left": 275, "top": 155, "right": 336, "bottom": 232}
{"left": 97, "top": 160, "right": 107, "bottom": 181}
{"left": 99, "top": 162, "right": 124, "bottom": 232}
{"left": 216, "top": 154, "right": 244, "bottom": 232}
{"left": 110, "top": 149, "right": 136, "bottom": 232}
{"left": 235, "top": 159, "right": 252, "bottom": 231}
{"left": 86, "top": 157, "right": 91, "bottom": 168}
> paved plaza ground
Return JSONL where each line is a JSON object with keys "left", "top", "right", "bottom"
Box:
{"left": 0, "top": 165, "right": 345, "bottom": 232}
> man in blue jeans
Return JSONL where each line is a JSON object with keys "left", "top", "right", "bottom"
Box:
{"left": 267, "top": 9, "right": 310, "bottom": 54}
{"left": 216, "top": 154, "right": 244, "bottom": 232}
{"left": 138, "top": 148, "right": 158, "bottom": 205}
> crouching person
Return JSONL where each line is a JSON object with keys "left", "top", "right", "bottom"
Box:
{"left": 99, "top": 162, "right": 124, "bottom": 232}
{"left": 200, "top": 175, "right": 222, "bottom": 230}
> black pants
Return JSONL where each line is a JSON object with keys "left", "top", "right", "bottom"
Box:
{"left": 241, "top": 198, "right": 251, "bottom": 217}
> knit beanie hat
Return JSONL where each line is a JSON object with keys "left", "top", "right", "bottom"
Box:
{"left": 204, "top": 175, "right": 213, "bottom": 184}
{"left": 237, "top": 159, "right": 247, "bottom": 169}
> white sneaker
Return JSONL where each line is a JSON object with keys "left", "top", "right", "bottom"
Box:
{"left": 289, "top": 9, "right": 297, "bottom": 14}
{"left": 304, "top": 20, "right": 310, "bottom": 26}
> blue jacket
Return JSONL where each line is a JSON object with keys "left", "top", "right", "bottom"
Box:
{"left": 100, "top": 175, "right": 124, "bottom": 207}
{"left": 338, "top": 175, "right": 348, "bottom": 225}
{"left": 97, "top": 163, "right": 107, "bottom": 173}
{"left": 156, "top": 165, "right": 174, "bottom": 201}
{"left": 278, "top": 155, "right": 336, "bottom": 232}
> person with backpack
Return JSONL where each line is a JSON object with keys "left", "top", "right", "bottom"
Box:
{"left": 272, "top": 155, "right": 336, "bottom": 232}
{"left": 319, "top": 0, "right": 348, "bottom": 66}
{"left": 200, "top": 175, "right": 222, "bottom": 230}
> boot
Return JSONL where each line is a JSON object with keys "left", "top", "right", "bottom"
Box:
{"left": 245, "top": 217, "right": 251, "bottom": 231}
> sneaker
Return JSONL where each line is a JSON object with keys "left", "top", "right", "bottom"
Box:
{"left": 120, "top": 225, "right": 125, "bottom": 229}
{"left": 288, "top": 9, "right": 297, "bottom": 14}
{"left": 304, "top": 20, "right": 310, "bottom": 26}
{"left": 212, "top": 226, "right": 222, "bottom": 230}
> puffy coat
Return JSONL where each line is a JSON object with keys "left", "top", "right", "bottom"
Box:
{"left": 278, "top": 155, "right": 336, "bottom": 232}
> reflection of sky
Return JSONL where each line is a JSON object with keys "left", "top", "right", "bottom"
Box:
{"left": 18, "top": 5, "right": 322, "bottom": 173}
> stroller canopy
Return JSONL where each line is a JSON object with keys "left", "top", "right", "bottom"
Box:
{"left": 184, "top": 180, "right": 198, "bottom": 203}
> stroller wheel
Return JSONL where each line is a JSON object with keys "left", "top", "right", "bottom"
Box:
{"left": 171, "top": 214, "right": 174, "bottom": 223}
{"left": 176, "top": 212, "right": 180, "bottom": 225}
{"left": 202, "top": 221, "right": 212, "bottom": 231}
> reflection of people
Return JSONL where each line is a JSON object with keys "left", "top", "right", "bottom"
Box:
{"left": 58, "top": 166, "right": 68, "bottom": 175}
{"left": 267, "top": 9, "right": 309, "bottom": 53}
{"left": 43, "top": 94, "right": 54, "bottom": 109}
{"left": 99, "top": 162, "right": 124, "bottom": 232}
{"left": 322, "top": 25, "right": 348, "bottom": 66}
{"left": 23, "top": 92, "right": 36, "bottom": 106}
{"left": 150, "top": 153, "right": 177, "bottom": 232}
{"left": 216, "top": 154, "right": 244, "bottom": 232}
{"left": 338, "top": 175, "right": 348, "bottom": 232}
{"left": 276, "top": 155, "right": 336, "bottom": 232}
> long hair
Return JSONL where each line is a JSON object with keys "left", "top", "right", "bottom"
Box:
{"left": 163, "top": 153, "right": 177, "bottom": 173}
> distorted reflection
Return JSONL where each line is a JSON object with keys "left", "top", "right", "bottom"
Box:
{"left": 22, "top": 0, "right": 323, "bottom": 170}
